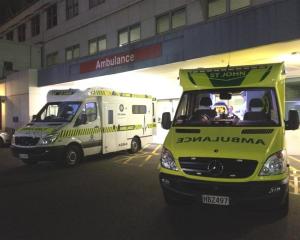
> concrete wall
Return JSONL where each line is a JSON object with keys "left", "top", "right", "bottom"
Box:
{"left": 0, "top": 0, "right": 274, "bottom": 67}
{"left": 0, "top": 82, "right": 5, "bottom": 130}
{"left": 5, "top": 70, "right": 40, "bottom": 130}
{"left": 0, "top": 40, "right": 41, "bottom": 78}
{"left": 38, "top": 0, "right": 300, "bottom": 86}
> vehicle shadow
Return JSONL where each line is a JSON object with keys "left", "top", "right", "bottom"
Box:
{"left": 156, "top": 203, "right": 288, "bottom": 240}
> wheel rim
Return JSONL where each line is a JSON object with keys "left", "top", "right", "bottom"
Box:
{"left": 67, "top": 150, "right": 77, "bottom": 165}
{"left": 132, "top": 141, "right": 138, "bottom": 152}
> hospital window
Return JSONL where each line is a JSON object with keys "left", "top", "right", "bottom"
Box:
{"left": 89, "top": 0, "right": 105, "bottom": 9}
{"left": 65, "top": 44, "right": 80, "bottom": 61}
{"left": 208, "top": 0, "right": 250, "bottom": 17}
{"left": 31, "top": 14, "right": 40, "bottom": 37}
{"left": 83, "top": 102, "right": 97, "bottom": 122}
{"left": 132, "top": 105, "right": 147, "bottom": 114}
{"left": 89, "top": 36, "right": 107, "bottom": 55}
{"left": 66, "top": 0, "right": 79, "bottom": 20}
{"left": 46, "top": 52, "right": 58, "bottom": 67}
{"left": 46, "top": 4, "right": 57, "bottom": 29}
{"left": 18, "top": 24, "right": 26, "bottom": 42}
{"left": 156, "top": 8, "right": 186, "bottom": 34}
{"left": 6, "top": 31, "right": 13, "bottom": 41}
{"left": 118, "top": 24, "right": 140, "bottom": 47}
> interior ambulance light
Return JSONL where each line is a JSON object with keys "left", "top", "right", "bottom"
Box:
{"left": 259, "top": 150, "right": 288, "bottom": 176}
{"left": 160, "top": 147, "right": 178, "bottom": 171}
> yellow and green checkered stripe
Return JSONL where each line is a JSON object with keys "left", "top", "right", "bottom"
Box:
{"left": 58, "top": 123, "right": 156, "bottom": 139}
{"left": 18, "top": 127, "right": 55, "bottom": 134}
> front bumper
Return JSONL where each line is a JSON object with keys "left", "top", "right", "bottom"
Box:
{"left": 160, "top": 173, "right": 288, "bottom": 207}
{"left": 11, "top": 145, "right": 66, "bottom": 161}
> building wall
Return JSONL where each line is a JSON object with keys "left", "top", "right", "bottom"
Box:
{"left": 0, "top": 0, "right": 274, "bottom": 68}
{"left": 38, "top": 0, "right": 300, "bottom": 86}
{"left": 5, "top": 70, "right": 40, "bottom": 130}
{"left": 0, "top": 82, "right": 5, "bottom": 130}
{"left": 0, "top": 40, "right": 41, "bottom": 78}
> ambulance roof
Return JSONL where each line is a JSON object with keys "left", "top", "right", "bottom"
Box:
{"left": 179, "top": 63, "right": 285, "bottom": 91}
{"left": 47, "top": 88, "right": 153, "bottom": 102}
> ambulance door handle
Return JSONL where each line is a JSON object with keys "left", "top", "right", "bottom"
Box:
{"left": 94, "top": 126, "right": 100, "bottom": 128}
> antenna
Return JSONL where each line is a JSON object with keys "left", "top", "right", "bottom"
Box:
{"left": 226, "top": 52, "right": 231, "bottom": 71}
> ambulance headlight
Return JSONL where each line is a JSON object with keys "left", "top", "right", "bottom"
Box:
{"left": 259, "top": 150, "right": 288, "bottom": 176}
{"left": 40, "top": 133, "right": 59, "bottom": 145}
{"left": 161, "top": 147, "right": 178, "bottom": 171}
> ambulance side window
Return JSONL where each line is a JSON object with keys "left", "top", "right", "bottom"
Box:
{"left": 108, "top": 110, "right": 113, "bottom": 124}
{"left": 82, "top": 102, "right": 97, "bottom": 122}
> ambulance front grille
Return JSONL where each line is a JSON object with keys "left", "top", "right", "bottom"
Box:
{"left": 178, "top": 157, "right": 258, "bottom": 178}
{"left": 15, "top": 137, "right": 40, "bottom": 146}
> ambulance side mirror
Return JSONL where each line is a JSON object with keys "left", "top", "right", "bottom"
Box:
{"left": 162, "top": 112, "right": 172, "bottom": 130}
{"left": 285, "top": 110, "right": 299, "bottom": 130}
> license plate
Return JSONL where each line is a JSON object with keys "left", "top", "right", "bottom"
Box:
{"left": 202, "top": 194, "right": 230, "bottom": 206}
{"left": 19, "top": 154, "right": 29, "bottom": 159}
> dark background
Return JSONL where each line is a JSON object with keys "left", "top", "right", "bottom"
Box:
{"left": 0, "top": 0, "right": 38, "bottom": 26}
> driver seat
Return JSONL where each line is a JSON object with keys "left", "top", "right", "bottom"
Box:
{"left": 193, "top": 97, "right": 216, "bottom": 119}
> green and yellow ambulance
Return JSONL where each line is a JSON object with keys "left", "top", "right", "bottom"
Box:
{"left": 11, "top": 88, "right": 156, "bottom": 166}
{"left": 159, "top": 63, "right": 299, "bottom": 213}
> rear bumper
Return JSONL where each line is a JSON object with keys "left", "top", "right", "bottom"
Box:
{"left": 11, "top": 145, "right": 66, "bottom": 161}
{"left": 159, "top": 173, "right": 288, "bottom": 207}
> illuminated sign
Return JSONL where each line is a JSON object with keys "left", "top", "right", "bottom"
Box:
{"left": 80, "top": 44, "right": 162, "bottom": 74}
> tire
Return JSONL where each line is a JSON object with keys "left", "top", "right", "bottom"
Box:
{"left": 63, "top": 145, "right": 82, "bottom": 167}
{"left": 0, "top": 138, "right": 4, "bottom": 148}
{"left": 277, "top": 194, "right": 289, "bottom": 218}
{"left": 129, "top": 137, "right": 140, "bottom": 154}
{"left": 22, "top": 159, "right": 38, "bottom": 165}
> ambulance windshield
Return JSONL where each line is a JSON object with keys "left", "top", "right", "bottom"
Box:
{"left": 33, "top": 102, "right": 81, "bottom": 122}
{"left": 174, "top": 88, "right": 280, "bottom": 127}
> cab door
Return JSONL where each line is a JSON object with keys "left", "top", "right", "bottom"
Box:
{"left": 76, "top": 101, "right": 102, "bottom": 156}
{"left": 103, "top": 103, "right": 118, "bottom": 154}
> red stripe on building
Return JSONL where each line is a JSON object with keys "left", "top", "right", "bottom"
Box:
{"left": 80, "top": 43, "right": 161, "bottom": 74}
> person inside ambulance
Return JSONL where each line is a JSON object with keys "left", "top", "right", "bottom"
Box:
{"left": 243, "top": 98, "right": 268, "bottom": 121}
{"left": 192, "top": 97, "right": 216, "bottom": 122}
{"left": 213, "top": 101, "right": 228, "bottom": 119}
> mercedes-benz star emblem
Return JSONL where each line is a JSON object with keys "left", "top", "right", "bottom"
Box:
{"left": 207, "top": 160, "right": 224, "bottom": 176}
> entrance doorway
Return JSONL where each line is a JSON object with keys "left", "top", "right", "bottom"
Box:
{"left": 154, "top": 98, "right": 180, "bottom": 143}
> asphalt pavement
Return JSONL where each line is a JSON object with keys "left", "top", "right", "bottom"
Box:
{"left": 0, "top": 145, "right": 300, "bottom": 240}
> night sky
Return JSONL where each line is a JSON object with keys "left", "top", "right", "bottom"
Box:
{"left": 0, "top": 0, "right": 37, "bottom": 25}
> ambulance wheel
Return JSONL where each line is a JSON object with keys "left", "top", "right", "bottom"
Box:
{"left": 64, "top": 145, "right": 82, "bottom": 167}
{"left": 276, "top": 194, "right": 289, "bottom": 218}
{"left": 22, "top": 159, "right": 38, "bottom": 165}
{"left": 130, "top": 137, "right": 140, "bottom": 153}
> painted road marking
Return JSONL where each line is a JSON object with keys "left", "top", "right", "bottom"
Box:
{"left": 138, "top": 144, "right": 162, "bottom": 167}
{"left": 289, "top": 155, "right": 300, "bottom": 163}
{"left": 152, "top": 145, "right": 162, "bottom": 155}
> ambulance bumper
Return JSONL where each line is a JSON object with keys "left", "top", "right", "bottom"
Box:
{"left": 11, "top": 145, "right": 66, "bottom": 161}
{"left": 159, "top": 173, "right": 288, "bottom": 207}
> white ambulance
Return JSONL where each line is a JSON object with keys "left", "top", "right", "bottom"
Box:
{"left": 11, "top": 88, "right": 156, "bottom": 166}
